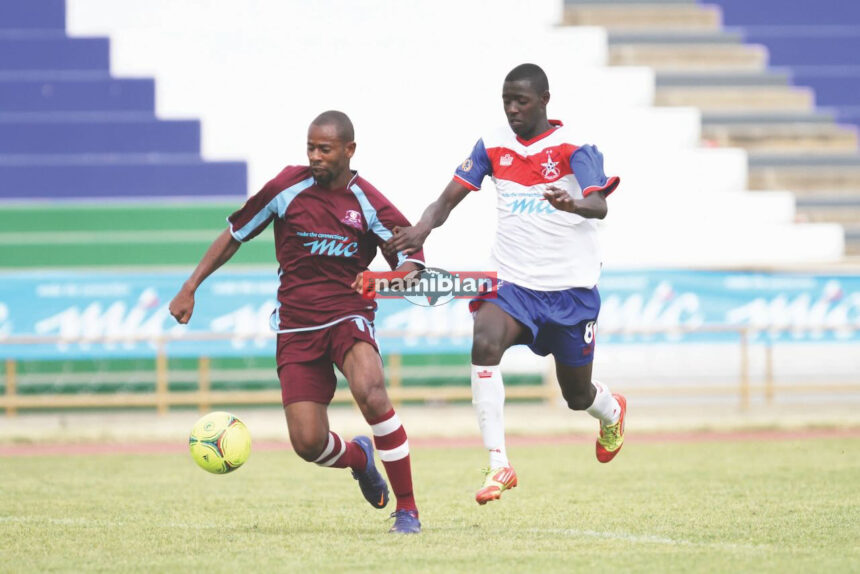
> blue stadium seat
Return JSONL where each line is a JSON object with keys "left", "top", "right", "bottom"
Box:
{"left": 712, "top": 0, "right": 860, "bottom": 25}
{"left": 0, "top": 78, "right": 154, "bottom": 112}
{"left": 746, "top": 31, "right": 860, "bottom": 66}
{"left": 0, "top": 118, "right": 201, "bottom": 154}
{"left": 0, "top": 0, "right": 246, "bottom": 200}
{"left": 0, "top": 159, "right": 247, "bottom": 199}
{"left": 0, "top": 38, "right": 110, "bottom": 72}
{"left": 0, "top": 0, "right": 65, "bottom": 31}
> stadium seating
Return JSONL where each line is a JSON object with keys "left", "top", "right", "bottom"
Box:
{"left": 0, "top": 0, "right": 248, "bottom": 268}
{"left": 1, "top": 0, "right": 854, "bottom": 412}
{"left": 0, "top": 0, "right": 851, "bottom": 268}
{"left": 564, "top": 0, "right": 859, "bottom": 256}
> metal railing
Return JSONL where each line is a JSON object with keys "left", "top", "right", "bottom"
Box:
{"left": 1, "top": 325, "right": 858, "bottom": 416}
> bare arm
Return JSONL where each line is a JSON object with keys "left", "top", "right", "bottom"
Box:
{"left": 543, "top": 185, "right": 608, "bottom": 219}
{"left": 168, "top": 229, "right": 241, "bottom": 324}
{"left": 383, "top": 180, "right": 472, "bottom": 256}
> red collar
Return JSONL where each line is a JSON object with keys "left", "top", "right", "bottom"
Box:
{"left": 515, "top": 119, "right": 563, "bottom": 146}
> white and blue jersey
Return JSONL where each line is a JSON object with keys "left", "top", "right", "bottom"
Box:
{"left": 453, "top": 120, "right": 619, "bottom": 291}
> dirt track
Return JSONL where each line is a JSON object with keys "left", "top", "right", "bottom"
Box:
{"left": 1, "top": 401, "right": 858, "bottom": 457}
{"left": 2, "top": 427, "right": 858, "bottom": 457}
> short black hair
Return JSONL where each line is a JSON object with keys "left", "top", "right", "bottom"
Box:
{"left": 311, "top": 110, "right": 355, "bottom": 142}
{"left": 504, "top": 63, "right": 549, "bottom": 94}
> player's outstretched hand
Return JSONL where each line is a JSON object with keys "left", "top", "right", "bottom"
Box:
{"left": 352, "top": 271, "right": 377, "bottom": 299}
{"left": 383, "top": 225, "right": 428, "bottom": 257}
{"left": 351, "top": 271, "right": 366, "bottom": 296}
{"left": 169, "top": 287, "right": 195, "bottom": 324}
{"left": 543, "top": 185, "right": 576, "bottom": 213}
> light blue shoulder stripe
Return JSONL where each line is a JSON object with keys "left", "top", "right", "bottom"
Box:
{"left": 349, "top": 183, "right": 408, "bottom": 267}
{"left": 231, "top": 177, "right": 315, "bottom": 241}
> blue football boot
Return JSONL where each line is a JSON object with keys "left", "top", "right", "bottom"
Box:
{"left": 350, "top": 436, "right": 389, "bottom": 509}
{"left": 388, "top": 509, "right": 421, "bottom": 534}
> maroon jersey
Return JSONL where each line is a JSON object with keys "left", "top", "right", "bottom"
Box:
{"left": 228, "top": 165, "right": 424, "bottom": 328}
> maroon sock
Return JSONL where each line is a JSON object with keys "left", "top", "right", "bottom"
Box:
{"left": 313, "top": 431, "right": 365, "bottom": 470}
{"left": 367, "top": 409, "right": 417, "bottom": 513}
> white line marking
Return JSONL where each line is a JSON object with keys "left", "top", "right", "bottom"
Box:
{"left": 527, "top": 528, "right": 768, "bottom": 551}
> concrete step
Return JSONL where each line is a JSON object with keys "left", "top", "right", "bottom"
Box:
{"left": 563, "top": 4, "right": 722, "bottom": 31}
{"left": 795, "top": 195, "right": 860, "bottom": 224}
{"left": 844, "top": 224, "right": 860, "bottom": 255}
{"left": 655, "top": 86, "right": 814, "bottom": 112}
{"left": 750, "top": 167, "right": 860, "bottom": 191}
{"left": 608, "top": 30, "right": 744, "bottom": 45}
{"left": 747, "top": 153, "right": 860, "bottom": 168}
{"left": 702, "top": 111, "right": 837, "bottom": 125}
{"left": 702, "top": 123, "right": 858, "bottom": 154}
{"left": 610, "top": 43, "right": 767, "bottom": 71}
{"left": 656, "top": 71, "right": 789, "bottom": 87}
{"left": 748, "top": 156, "right": 860, "bottom": 192}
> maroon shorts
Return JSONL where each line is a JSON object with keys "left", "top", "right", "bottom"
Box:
{"left": 276, "top": 317, "right": 379, "bottom": 406}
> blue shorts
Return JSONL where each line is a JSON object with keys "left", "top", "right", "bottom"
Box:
{"left": 470, "top": 281, "right": 600, "bottom": 367}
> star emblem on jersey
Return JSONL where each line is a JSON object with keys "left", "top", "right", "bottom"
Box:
{"left": 341, "top": 209, "right": 363, "bottom": 230}
{"left": 500, "top": 153, "right": 513, "bottom": 167}
{"left": 541, "top": 151, "right": 560, "bottom": 180}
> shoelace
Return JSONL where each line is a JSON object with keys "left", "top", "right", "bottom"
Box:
{"left": 601, "top": 420, "right": 622, "bottom": 440}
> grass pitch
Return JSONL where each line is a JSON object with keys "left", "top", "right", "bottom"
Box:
{"left": 1, "top": 437, "right": 857, "bottom": 573}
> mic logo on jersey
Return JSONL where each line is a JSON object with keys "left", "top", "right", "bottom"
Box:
{"left": 507, "top": 197, "right": 556, "bottom": 215}
{"left": 541, "top": 151, "right": 560, "bottom": 180}
{"left": 341, "top": 209, "right": 363, "bottom": 230}
{"left": 298, "top": 231, "right": 358, "bottom": 258}
{"left": 304, "top": 238, "right": 359, "bottom": 257}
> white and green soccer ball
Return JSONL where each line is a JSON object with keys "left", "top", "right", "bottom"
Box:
{"left": 189, "top": 411, "right": 252, "bottom": 474}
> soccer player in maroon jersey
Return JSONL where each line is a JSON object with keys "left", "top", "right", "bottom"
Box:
{"left": 169, "top": 111, "right": 423, "bottom": 534}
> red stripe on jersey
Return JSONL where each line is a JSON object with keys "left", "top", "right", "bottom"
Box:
{"left": 514, "top": 119, "right": 564, "bottom": 147}
{"left": 486, "top": 143, "right": 578, "bottom": 187}
{"left": 583, "top": 175, "right": 620, "bottom": 197}
{"left": 453, "top": 175, "right": 480, "bottom": 191}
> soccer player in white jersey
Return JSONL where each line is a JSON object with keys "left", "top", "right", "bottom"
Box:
{"left": 384, "top": 63, "right": 626, "bottom": 505}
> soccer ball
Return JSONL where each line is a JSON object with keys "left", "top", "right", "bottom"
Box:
{"left": 188, "top": 411, "right": 252, "bottom": 474}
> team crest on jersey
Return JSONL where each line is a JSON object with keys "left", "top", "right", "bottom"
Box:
{"left": 541, "top": 151, "right": 560, "bottom": 180}
{"left": 341, "top": 209, "right": 363, "bottom": 230}
{"left": 500, "top": 153, "right": 514, "bottom": 167}
{"left": 460, "top": 158, "right": 473, "bottom": 172}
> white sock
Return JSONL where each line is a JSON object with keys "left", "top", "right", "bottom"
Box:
{"left": 471, "top": 364, "right": 509, "bottom": 468}
{"left": 586, "top": 380, "right": 621, "bottom": 425}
